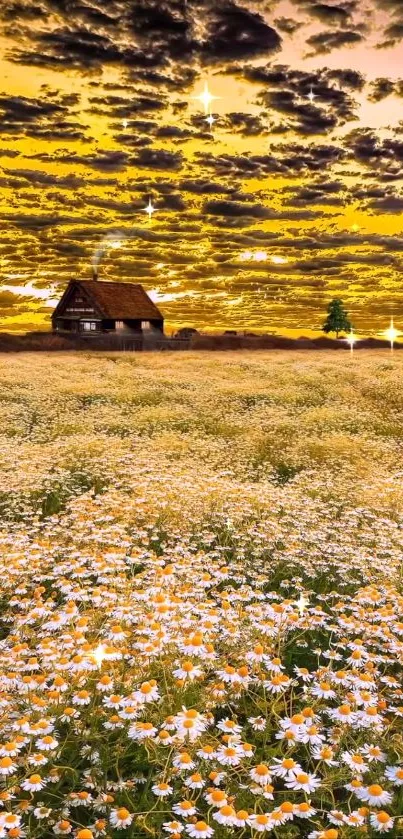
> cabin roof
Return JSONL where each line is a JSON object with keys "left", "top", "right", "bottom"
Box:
{"left": 54, "top": 280, "right": 163, "bottom": 321}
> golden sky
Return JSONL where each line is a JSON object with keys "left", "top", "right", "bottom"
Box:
{"left": 0, "top": 0, "right": 403, "bottom": 335}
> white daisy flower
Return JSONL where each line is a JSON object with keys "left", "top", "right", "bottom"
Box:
{"left": 286, "top": 771, "right": 321, "bottom": 793}
{"left": 369, "top": 812, "right": 394, "bottom": 833}
{"left": 213, "top": 806, "right": 236, "bottom": 826}
{"left": 152, "top": 782, "right": 173, "bottom": 797}
{"left": 384, "top": 765, "right": 403, "bottom": 785}
{"left": 270, "top": 757, "right": 302, "bottom": 778}
{"left": 247, "top": 813, "right": 272, "bottom": 832}
{"left": 249, "top": 764, "right": 272, "bottom": 785}
{"left": 358, "top": 784, "right": 393, "bottom": 806}
{"left": 109, "top": 807, "right": 133, "bottom": 829}
{"left": 186, "top": 822, "right": 214, "bottom": 838}
{"left": 295, "top": 802, "right": 317, "bottom": 818}
{"left": 21, "top": 774, "right": 45, "bottom": 791}
{"left": 341, "top": 751, "right": 369, "bottom": 774}
{"left": 173, "top": 801, "right": 197, "bottom": 817}
{"left": 163, "top": 822, "right": 184, "bottom": 834}
{"left": 184, "top": 774, "right": 205, "bottom": 790}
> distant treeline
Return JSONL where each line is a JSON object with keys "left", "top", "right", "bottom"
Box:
{"left": 0, "top": 331, "right": 400, "bottom": 352}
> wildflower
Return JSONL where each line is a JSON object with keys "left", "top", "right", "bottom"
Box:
{"left": 358, "top": 784, "right": 393, "bottom": 806}
{"left": 21, "top": 774, "right": 45, "bottom": 791}
{"left": 173, "top": 752, "right": 195, "bottom": 770}
{"left": 247, "top": 813, "right": 272, "bottom": 832}
{"left": 248, "top": 716, "right": 266, "bottom": 730}
{"left": 134, "top": 681, "right": 160, "bottom": 704}
{"left": 234, "top": 810, "right": 249, "bottom": 827}
{"left": 185, "top": 774, "right": 204, "bottom": 790}
{"left": 213, "top": 805, "right": 236, "bottom": 826}
{"left": 173, "top": 801, "right": 197, "bottom": 817}
{"left": 362, "top": 744, "right": 386, "bottom": 763}
{"left": 53, "top": 822, "right": 72, "bottom": 835}
{"left": 186, "top": 823, "right": 214, "bottom": 838}
{"left": 73, "top": 690, "right": 91, "bottom": 706}
{"left": 311, "top": 681, "right": 336, "bottom": 699}
{"left": 204, "top": 790, "right": 227, "bottom": 808}
{"left": 384, "top": 765, "right": 403, "bottom": 785}
{"left": 0, "top": 757, "right": 16, "bottom": 775}
{"left": 197, "top": 746, "right": 216, "bottom": 761}
{"left": 216, "top": 745, "right": 242, "bottom": 766}
{"left": 341, "top": 751, "right": 368, "bottom": 773}
{"left": 329, "top": 704, "right": 356, "bottom": 724}
{"left": 250, "top": 764, "right": 272, "bottom": 785}
{"left": 328, "top": 812, "right": 346, "bottom": 826}
{"left": 296, "top": 802, "right": 317, "bottom": 818}
{"left": 163, "top": 823, "right": 184, "bottom": 834}
{"left": 369, "top": 812, "right": 394, "bottom": 833}
{"left": 286, "top": 771, "right": 321, "bottom": 793}
{"left": 216, "top": 718, "right": 242, "bottom": 735}
{"left": 109, "top": 808, "right": 133, "bottom": 829}
{"left": 34, "top": 807, "right": 52, "bottom": 819}
{"left": 345, "top": 811, "right": 365, "bottom": 826}
{"left": 173, "top": 661, "right": 203, "bottom": 681}
{"left": 36, "top": 735, "right": 59, "bottom": 751}
{"left": 0, "top": 815, "right": 21, "bottom": 830}
{"left": 270, "top": 757, "right": 302, "bottom": 778}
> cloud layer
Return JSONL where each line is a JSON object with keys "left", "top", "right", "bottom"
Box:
{"left": 0, "top": 0, "right": 402, "bottom": 334}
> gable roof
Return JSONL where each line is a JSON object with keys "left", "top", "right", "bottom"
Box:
{"left": 54, "top": 280, "right": 164, "bottom": 321}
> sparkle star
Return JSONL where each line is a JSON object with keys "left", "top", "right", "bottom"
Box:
{"left": 295, "top": 593, "right": 309, "bottom": 617}
{"left": 122, "top": 119, "right": 129, "bottom": 130}
{"left": 193, "top": 82, "right": 220, "bottom": 114}
{"left": 384, "top": 317, "right": 399, "bottom": 353}
{"left": 143, "top": 199, "right": 156, "bottom": 220}
{"left": 346, "top": 329, "right": 356, "bottom": 354}
{"left": 205, "top": 113, "right": 216, "bottom": 129}
{"left": 307, "top": 87, "right": 316, "bottom": 103}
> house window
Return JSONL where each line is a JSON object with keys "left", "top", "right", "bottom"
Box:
{"left": 141, "top": 320, "right": 151, "bottom": 331}
{"left": 115, "top": 321, "right": 125, "bottom": 330}
{"left": 82, "top": 321, "right": 97, "bottom": 331}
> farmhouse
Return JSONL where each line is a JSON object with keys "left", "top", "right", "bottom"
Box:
{"left": 52, "top": 279, "right": 164, "bottom": 336}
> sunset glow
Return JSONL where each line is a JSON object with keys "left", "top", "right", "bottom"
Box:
{"left": 0, "top": 1, "right": 402, "bottom": 335}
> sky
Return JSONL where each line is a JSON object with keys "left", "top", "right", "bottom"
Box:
{"left": 0, "top": 0, "right": 403, "bottom": 336}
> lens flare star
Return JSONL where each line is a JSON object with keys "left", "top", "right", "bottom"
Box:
{"left": 384, "top": 318, "right": 399, "bottom": 353}
{"left": 193, "top": 82, "right": 220, "bottom": 114}
{"left": 346, "top": 329, "right": 356, "bottom": 354}
{"left": 143, "top": 199, "right": 156, "bottom": 220}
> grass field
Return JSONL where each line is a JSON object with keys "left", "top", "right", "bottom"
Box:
{"left": 0, "top": 351, "right": 402, "bottom": 839}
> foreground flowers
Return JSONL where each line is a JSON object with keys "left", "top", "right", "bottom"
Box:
{"left": 0, "top": 351, "right": 402, "bottom": 837}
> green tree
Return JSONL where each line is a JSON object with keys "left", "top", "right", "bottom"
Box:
{"left": 322, "top": 298, "right": 352, "bottom": 338}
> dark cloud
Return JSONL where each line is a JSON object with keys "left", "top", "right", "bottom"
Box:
{"left": 203, "top": 4, "right": 281, "bottom": 61}
{"left": 4, "top": 0, "right": 281, "bottom": 71}
{"left": 130, "top": 148, "right": 184, "bottom": 170}
{"left": 222, "top": 112, "right": 268, "bottom": 136}
{"left": 368, "top": 195, "right": 403, "bottom": 213}
{"left": 203, "top": 199, "right": 326, "bottom": 220}
{"left": 2, "top": 169, "right": 84, "bottom": 190}
{"left": 88, "top": 94, "right": 167, "bottom": 118}
{"left": 273, "top": 17, "right": 304, "bottom": 34}
{"left": 377, "top": 21, "right": 403, "bottom": 49}
{"left": 368, "top": 78, "right": 396, "bottom": 102}
{"left": 0, "top": 92, "right": 86, "bottom": 140}
{"left": 305, "top": 29, "right": 363, "bottom": 56}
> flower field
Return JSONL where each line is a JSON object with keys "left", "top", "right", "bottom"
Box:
{"left": 0, "top": 350, "right": 402, "bottom": 839}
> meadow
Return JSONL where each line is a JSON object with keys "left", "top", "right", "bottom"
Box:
{"left": 0, "top": 350, "right": 402, "bottom": 839}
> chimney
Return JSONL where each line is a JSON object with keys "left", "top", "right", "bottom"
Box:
{"left": 92, "top": 267, "right": 98, "bottom": 281}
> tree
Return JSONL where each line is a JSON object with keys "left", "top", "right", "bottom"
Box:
{"left": 322, "top": 298, "right": 352, "bottom": 338}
